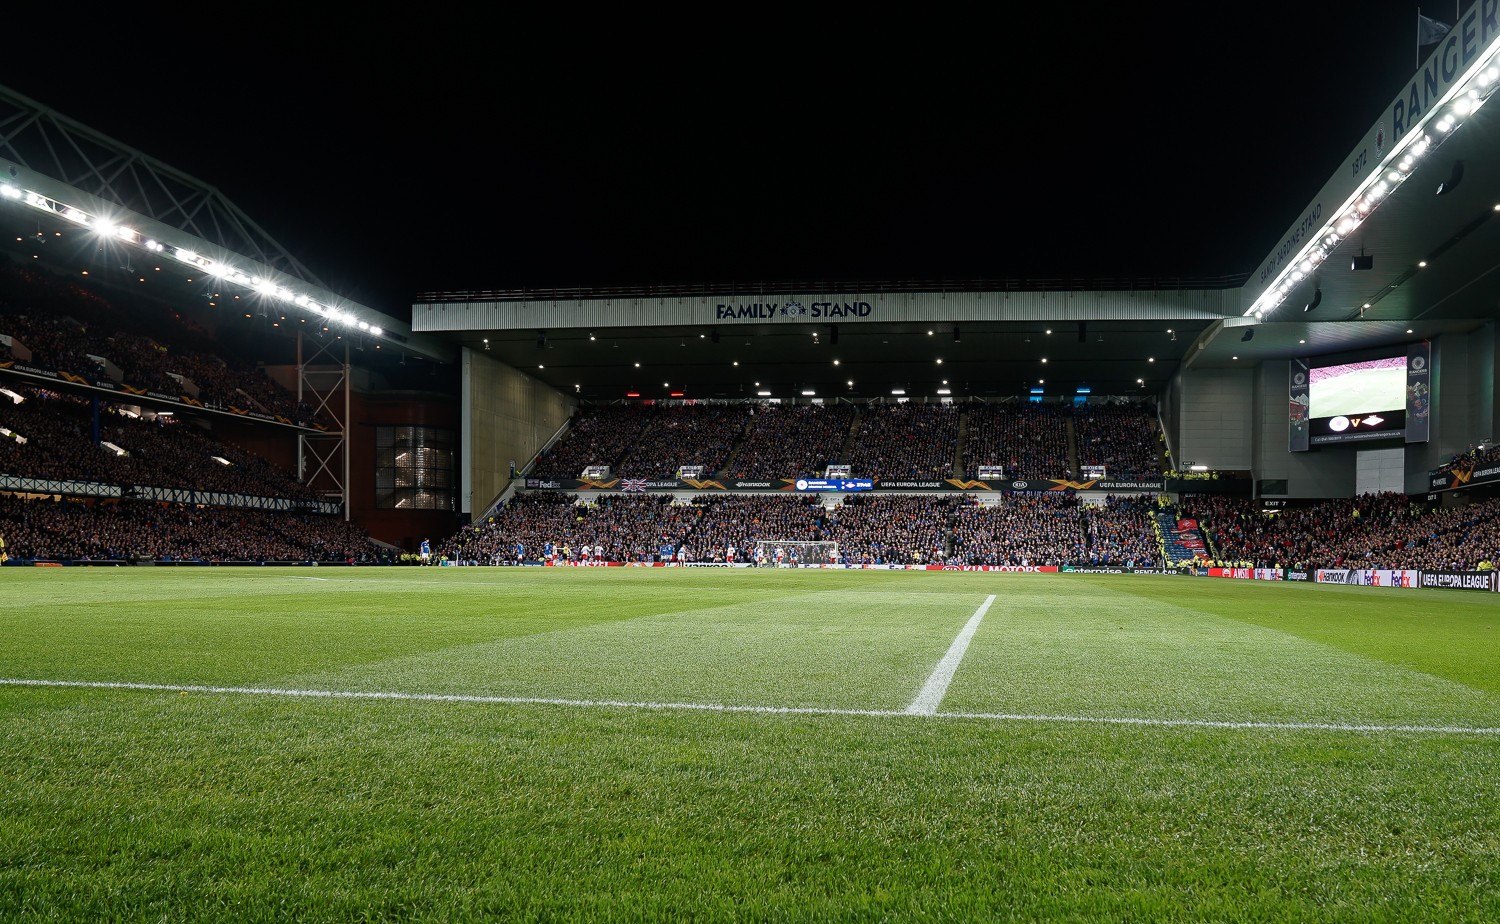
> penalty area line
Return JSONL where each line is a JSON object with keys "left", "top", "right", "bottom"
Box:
{"left": 1, "top": 678, "right": 1496, "bottom": 736}
{"left": 906, "top": 594, "right": 995, "bottom": 715}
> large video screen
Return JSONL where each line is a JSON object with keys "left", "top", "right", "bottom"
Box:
{"left": 1289, "top": 346, "right": 1429, "bottom": 449}
{"left": 1309, "top": 357, "right": 1407, "bottom": 419}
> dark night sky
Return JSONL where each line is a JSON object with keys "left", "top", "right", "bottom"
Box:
{"left": 2, "top": 3, "right": 1438, "bottom": 318}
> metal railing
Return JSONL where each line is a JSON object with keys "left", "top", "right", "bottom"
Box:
{"left": 415, "top": 274, "right": 1251, "bottom": 304}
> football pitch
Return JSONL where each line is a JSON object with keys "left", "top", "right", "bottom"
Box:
{"left": 3, "top": 569, "right": 1498, "bottom": 920}
{"left": 1309, "top": 366, "right": 1406, "bottom": 419}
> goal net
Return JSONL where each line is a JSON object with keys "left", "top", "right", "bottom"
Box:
{"left": 752, "top": 540, "right": 840, "bottom": 567}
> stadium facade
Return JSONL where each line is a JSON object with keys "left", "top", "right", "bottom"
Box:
{"left": 2, "top": 8, "right": 1500, "bottom": 540}
{"left": 401, "top": 7, "right": 1500, "bottom": 515}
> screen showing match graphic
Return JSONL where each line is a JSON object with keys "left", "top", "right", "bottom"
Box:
{"left": 1310, "top": 357, "right": 1406, "bottom": 419}
{"left": 1289, "top": 345, "right": 1429, "bottom": 449}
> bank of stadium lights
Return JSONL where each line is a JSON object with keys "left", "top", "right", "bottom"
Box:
{"left": 1249, "top": 47, "right": 1500, "bottom": 320}
{"left": 0, "top": 187, "right": 384, "bottom": 337}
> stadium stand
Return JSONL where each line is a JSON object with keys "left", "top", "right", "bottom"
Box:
{"left": 0, "top": 387, "right": 316, "bottom": 500}
{"left": 0, "top": 494, "right": 386, "bottom": 563}
{"left": 1074, "top": 402, "right": 1163, "bottom": 479}
{"left": 1433, "top": 444, "right": 1500, "bottom": 478}
{"left": 529, "top": 406, "right": 655, "bottom": 479}
{"left": 723, "top": 404, "right": 856, "bottom": 481}
{"left": 960, "top": 404, "right": 1072, "bottom": 480}
{"left": 619, "top": 405, "right": 747, "bottom": 478}
{"left": 821, "top": 494, "right": 956, "bottom": 565}
{"left": 0, "top": 264, "right": 323, "bottom": 426}
{"left": 1154, "top": 506, "right": 1208, "bottom": 566}
{"left": 1079, "top": 495, "right": 1159, "bottom": 567}
{"left": 848, "top": 404, "right": 960, "bottom": 481}
{"left": 949, "top": 493, "right": 1084, "bottom": 566}
{"left": 442, "top": 493, "right": 697, "bottom": 564}
{"left": 1184, "top": 493, "right": 1500, "bottom": 571}
{"left": 680, "top": 495, "right": 825, "bottom": 561}
{"left": 444, "top": 490, "right": 1187, "bottom": 569}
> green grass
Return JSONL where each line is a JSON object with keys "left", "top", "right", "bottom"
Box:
{"left": 1309, "top": 366, "right": 1406, "bottom": 419}
{"left": 2, "top": 568, "right": 1498, "bottom": 921}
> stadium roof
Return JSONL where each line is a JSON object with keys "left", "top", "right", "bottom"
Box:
{"left": 475, "top": 318, "right": 1209, "bottom": 401}
{"left": 0, "top": 85, "right": 453, "bottom": 363}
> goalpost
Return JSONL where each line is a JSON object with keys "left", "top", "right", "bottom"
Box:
{"left": 752, "top": 540, "right": 840, "bottom": 567}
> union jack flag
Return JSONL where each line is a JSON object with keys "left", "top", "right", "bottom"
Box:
{"left": 620, "top": 478, "right": 649, "bottom": 493}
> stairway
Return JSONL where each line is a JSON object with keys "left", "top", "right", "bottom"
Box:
{"left": 1154, "top": 505, "right": 1207, "bottom": 567}
{"left": 1066, "top": 416, "right": 1080, "bottom": 478}
{"left": 951, "top": 409, "right": 968, "bottom": 478}
{"left": 714, "top": 412, "right": 756, "bottom": 479}
{"left": 839, "top": 406, "right": 861, "bottom": 464}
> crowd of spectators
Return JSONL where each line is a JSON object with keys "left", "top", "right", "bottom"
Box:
{"left": 849, "top": 404, "right": 959, "bottom": 481}
{"left": 950, "top": 494, "right": 1084, "bottom": 565}
{"left": 1433, "top": 444, "right": 1500, "bottom": 478}
{"left": 822, "top": 495, "right": 956, "bottom": 564}
{"left": 682, "top": 495, "right": 825, "bottom": 561}
{"left": 0, "top": 387, "right": 315, "bottom": 500}
{"left": 530, "top": 406, "right": 655, "bottom": 479}
{"left": 1183, "top": 493, "right": 1500, "bottom": 571}
{"left": 0, "top": 264, "right": 321, "bottom": 425}
{"left": 0, "top": 495, "right": 385, "bottom": 563}
{"left": 1079, "top": 496, "right": 1159, "bottom": 567}
{"left": 961, "top": 405, "right": 1071, "bottom": 479}
{"left": 725, "top": 404, "right": 857, "bottom": 481}
{"left": 1074, "top": 403, "right": 1162, "bottom": 479}
{"left": 522, "top": 400, "right": 1169, "bottom": 485}
{"left": 442, "top": 489, "right": 1175, "bottom": 568}
{"left": 619, "top": 406, "right": 747, "bottom": 478}
{"left": 441, "top": 493, "right": 696, "bottom": 564}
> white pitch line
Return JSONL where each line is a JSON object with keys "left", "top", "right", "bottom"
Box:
{"left": 1, "top": 678, "right": 1497, "bottom": 736}
{"left": 905, "top": 594, "right": 996, "bottom": 715}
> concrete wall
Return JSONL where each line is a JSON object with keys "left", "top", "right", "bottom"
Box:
{"left": 1356, "top": 448, "right": 1406, "bottom": 495}
{"left": 462, "top": 349, "right": 574, "bottom": 515}
{"left": 1164, "top": 367, "right": 1255, "bottom": 471}
{"left": 1404, "top": 324, "right": 1496, "bottom": 493}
